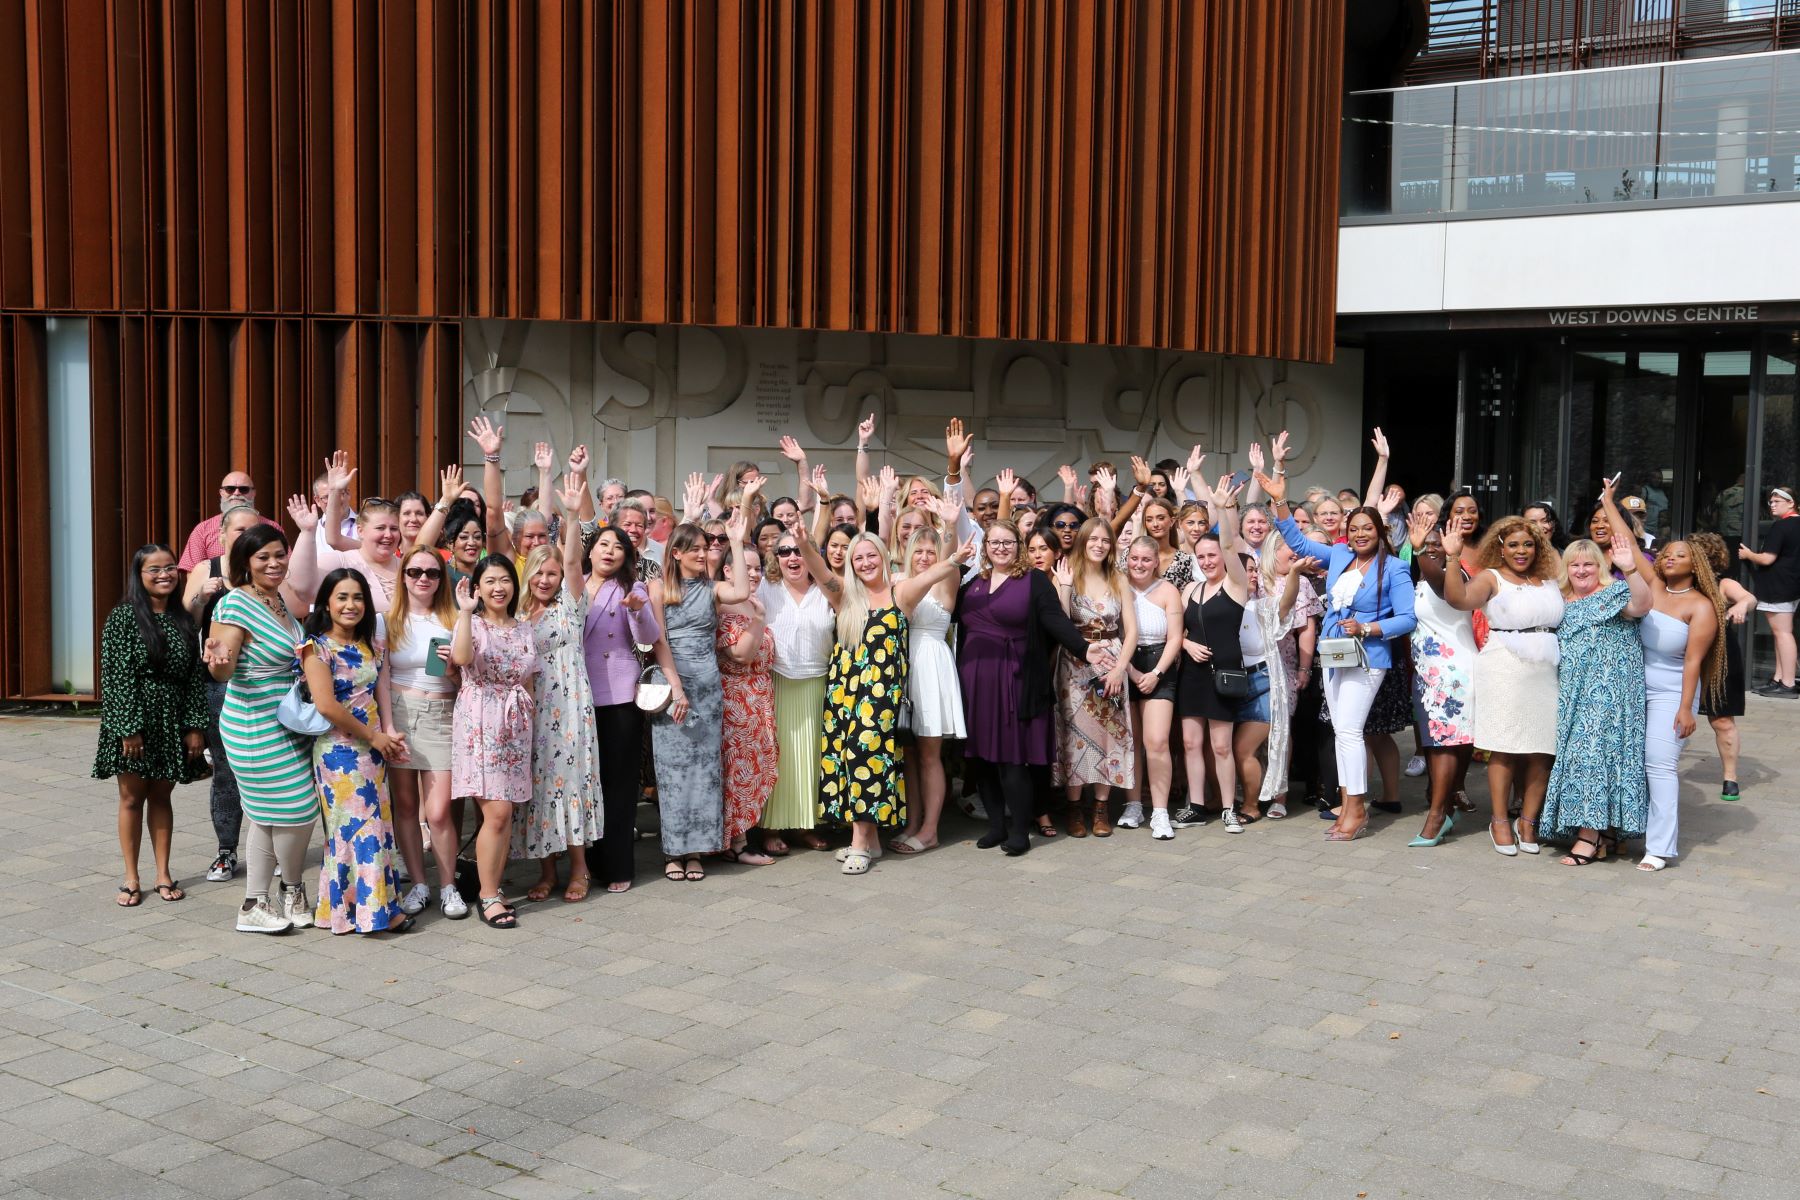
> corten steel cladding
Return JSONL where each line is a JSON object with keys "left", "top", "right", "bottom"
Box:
{"left": 0, "top": 0, "right": 1345, "bottom": 698}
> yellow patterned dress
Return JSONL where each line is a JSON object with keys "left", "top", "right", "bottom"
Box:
{"left": 819, "top": 606, "right": 908, "bottom": 828}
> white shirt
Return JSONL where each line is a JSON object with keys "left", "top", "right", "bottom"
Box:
{"left": 758, "top": 580, "right": 835, "bottom": 679}
{"left": 387, "top": 612, "right": 455, "bottom": 694}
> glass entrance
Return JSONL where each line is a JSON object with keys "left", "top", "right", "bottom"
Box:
{"left": 1568, "top": 347, "right": 1681, "bottom": 543}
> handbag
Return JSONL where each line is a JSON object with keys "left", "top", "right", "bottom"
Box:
{"left": 276, "top": 680, "right": 331, "bottom": 736}
{"left": 635, "top": 664, "right": 673, "bottom": 714}
{"left": 1317, "top": 636, "right": 1367, "bottom": 670}
{"left": 1195, "top": 584, "right": 1252, "bottom": 699}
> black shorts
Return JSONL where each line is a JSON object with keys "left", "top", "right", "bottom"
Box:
{"left": 1129, "top": 643, "right": 1178, "bottom": 702}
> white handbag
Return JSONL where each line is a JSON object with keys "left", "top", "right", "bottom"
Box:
{"left": 634, "top": 665, "right": 673, "bottom": 715}
{"left": 276, "top": 680, "right": 331, "bottom": 736}
{"left": 1317, "top": 636, "right": 1367, "bottom": 670}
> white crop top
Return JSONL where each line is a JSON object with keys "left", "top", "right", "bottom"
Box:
{"left": 387, "top": 613, "right": 455, "bottom": 694}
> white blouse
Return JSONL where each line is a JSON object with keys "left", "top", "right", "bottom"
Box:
{"left": 758, "top": 580, "right": 835, "bottom": 679}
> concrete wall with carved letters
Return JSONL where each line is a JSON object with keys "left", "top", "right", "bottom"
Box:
{"left": 461, "top": 321, "right": 1366, "bottom": 503}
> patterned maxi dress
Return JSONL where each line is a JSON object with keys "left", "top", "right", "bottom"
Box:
{"left": 650, "top": 579, "right": 726, "bottom": 856}
{"left": 450, "top": 616, "right": 538, "bottom": 804}
{"left": 1540, "top": 580, "right": 1648, "bottom": 840}
{"left": 1053, "top": 591, "right": 1134, "bottom": 789}
{"left": 718, "top": 611, "right": 777, "bottom": 844}
{"left": 514, "top": 583, "right": 602, "bottom": 858}
{"left": 306, "top": 635, "right": 405, "bottom": 934}
{"left": 820, "top": 606, "right": 908, "bottom": 827}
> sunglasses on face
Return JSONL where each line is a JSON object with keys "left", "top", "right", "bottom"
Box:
{"left": 774, "top": 546, "right": 801, "bottom": 558}
{"left": 404, "top": 567, "right": 443, "bottom": 580}
{"left": 221, "top": 484, "right": 253, "bottom": 495}
{"left": 704, "top": 534, "right": 731, "bottom": 546}
{"left": 1052, "top": 520, "right": 1080, "bottom": 531}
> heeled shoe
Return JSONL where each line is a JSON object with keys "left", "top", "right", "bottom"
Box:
{"left": 1513, "top": 818, "right": 1541, "bottom": 855}
{"left": 1489, "top": 820, "right": 1519, "bottom": 857}
{"left": 1325, "top": 825, "right": 1369, "bottom": 842}
{"left": 1408, "top": 812, "right": 1455, "bottom": 848}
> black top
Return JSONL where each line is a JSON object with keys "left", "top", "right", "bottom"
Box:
{"left": 1756, "top": 517, "right": 1800, "bottom": 604}
{"left": 1182, "top": 581, "right": 1245, "bottom": 673}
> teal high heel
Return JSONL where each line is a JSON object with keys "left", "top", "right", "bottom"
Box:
{"left": 1408, "top": 811, "right": 1455, "bottom": 848}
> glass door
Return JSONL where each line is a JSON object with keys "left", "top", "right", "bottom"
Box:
{"left": 1568, "top": 346, "right": 1681, "bottom": 543}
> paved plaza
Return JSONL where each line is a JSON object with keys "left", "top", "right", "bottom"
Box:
{"left": 0, "top": 703, "right": 1795, "bottom": 1200}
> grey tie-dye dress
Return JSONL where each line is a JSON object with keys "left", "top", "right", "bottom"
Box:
{"left": 650, "top": 579, "right": 726, "bottom": 856}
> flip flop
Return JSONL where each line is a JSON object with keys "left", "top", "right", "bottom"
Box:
{"left": 117, "top": 885, "right": 143, "bottom": 907}
{"left": 889, "top": 834, "right": 935, "bottom": 855}
{"left": 154, "top": 881, "right": 184, "bottom": 902}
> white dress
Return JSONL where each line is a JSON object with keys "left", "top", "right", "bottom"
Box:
{"left": 907, "top": 593, "right": 966, "bottom": 738}
{"left": 1473, "top": 570, "right": 1564, "bottom": 756}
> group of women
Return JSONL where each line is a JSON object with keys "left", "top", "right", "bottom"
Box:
{"left": 96, "top": 417, "right": 1793, "bottom": 929}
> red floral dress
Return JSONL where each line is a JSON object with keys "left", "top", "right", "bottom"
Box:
{"left": 716, "top": 611, "right": 777, "bottom": 844}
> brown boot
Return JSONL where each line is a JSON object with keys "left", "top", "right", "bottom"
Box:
{"left": 1066, "top": 803, "right": 1088, "bottom": 838}
{"left": 1091, "top": 798, "right": 1113, "bottom": 837}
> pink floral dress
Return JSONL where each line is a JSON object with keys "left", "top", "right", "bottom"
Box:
{"left": 451, "top": 615, "right": 538, "bottom": 803}
{"left": 717, "top": 611, "right": 777, "bottom": 845}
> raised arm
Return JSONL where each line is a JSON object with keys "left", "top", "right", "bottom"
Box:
{"left": 1362, "top": 427, "right": 1391, "bottom": 508}
{"left": 1210, "top": 473, "right": 1249, "bottom": 597}
{"left": 566, "top": 445, "right": 597, "bottom": 523}
{"left": 854, "top": 411, "right": 876, "bottom": 500}
{"left": 1437, "top": 526, "right": 1497, "bottom": 611}
{"left": 283, "top": 493, "right": 324, "bottom": 609}
{"left": 944, "top": 418, "right": 971, "bottom": 507}
{"left": 794, "top": 507, "right": 843, "bottom": 605}
{"left": 531, "top": 441, "right": 556, "bottom": 518}
{"left": 876, "top": 465, "right": 898, "bottom": 543}
{"left": 416, "top": 464, "right": 462, "bottom": 551}
{"left": 1598, "top": 472, "right": 1655, "bottom": 584}
{"left": 781, "top": 436, "right": 815, "bottom": 514}
{"left": 320, "top": 450, "right": 357, "bottom": 553}
{"left": 1107, "top": 459, "right": 1147, "bottom": 537}
{"left": 714, "top": 488, "right": 756, "bottom": 605}
{"left": 1611, "top": 534, "right": 1653, "bottom": 619}
{"left": 555, "top": 474, "right": 586, "bottom": 581}
{"left": 1243, "top": 442, "right": 1264, "bottom": 506}
{"left": 995, "top": 468, "right": 1017, "bottom": 524}
{"left": 895, "top": 539, "right": 974, "bottom": 613}
{"left": 468, "top": 415, "right": 510, "bottom": 550}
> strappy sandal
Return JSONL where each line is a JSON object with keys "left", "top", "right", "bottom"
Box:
{"left": 1036, "top": 820, "right": 1058, "bottom": 838}
{"left": 663, "top": 860, "right": 686, "bottom": 882}
{"left": 154, "top": 880, "right": 185, "bottom": 902}
{"left": 477, "top": 896, "right": 518, "bottom": 928}
{"left": 683, "top": 857, "right": 706, "bottom": 881}
{"left": 1560, "top": 835, "right": 1605, "bottom": 867}
{"left": 562, "top": 875, "right": 590, "bottom": 903}
{"left": 116, "top": 885, "right": 143, "bottom": 907}
{"left": 525, "top": 877, "right": 556, "bottom": 903}
{"left": 760, "top": 836, "right": 791, "bottom": 857}
{"left": 719, "top": 845, "right": 776, "bottom": 867}
{"left": 889, "top": 834, "right": 935, "bottom": 855}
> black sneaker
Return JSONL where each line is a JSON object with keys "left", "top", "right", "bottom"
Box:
{"left": 1766, "top": 682, "right": 1800, "bottom": 700}
{"left": 1172, "top": 804, "right": 1210, "bottom": 828}
{"left": 1721, "top": 780, "right": 1741, "bottom": 801}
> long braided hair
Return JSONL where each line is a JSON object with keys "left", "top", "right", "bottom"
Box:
{"left": 1659, "top": 537, "right": 1729, "bottom": 711}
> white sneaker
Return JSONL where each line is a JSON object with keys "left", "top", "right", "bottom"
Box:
{"left": 235, "top": 898, "right": 293, "bottom": 934}
{"left": 280, "top": 884, "right": 313, "bottom": 929}
{"left": 1149, "top": 810, "right": 1175, "bottom": 840}
{"left": 440, "top": 885, "right": 470, "bottom": 920}
{"left": 1404, "top": 755, "right": 1426, "bottom": 777}
{"left": 1222, "top": 809, "right": 1244, "bottom": 834}
{"left": 398, "top": 883, "right": 431, "bottom": 915}
{"left": 1116, "top": 802, "right": 1145, "bottom": 829}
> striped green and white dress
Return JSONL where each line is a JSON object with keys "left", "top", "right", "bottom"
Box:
{"left": 213, "top": 589, "right": 316, "bottom": 826}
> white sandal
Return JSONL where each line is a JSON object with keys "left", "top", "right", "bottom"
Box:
{"left": 1638, "top": 855, "right": 1668, "bottom": 872}
{"left": 841, "top": 849, "right": 873, "bottom": 875}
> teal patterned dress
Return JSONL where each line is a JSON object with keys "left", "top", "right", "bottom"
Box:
{"left": 819, "top": 606, "right": 908, "bottom": 828}
{"left": 1540, "top": 581, "right": 1648, "bottom": 840}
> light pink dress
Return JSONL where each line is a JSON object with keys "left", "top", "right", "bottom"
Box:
{"left": 450, "top": 615, "right": 538, "bottom": 803}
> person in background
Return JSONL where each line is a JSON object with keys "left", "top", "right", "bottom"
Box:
{"left": 395, "top": 490, "right": 432, "bottom": 547}
{"left": 1523, "top": 501, "right": 1568, "bottom": 551}
{"left": 582, "top": 527, "right": 662, "bottom": 892}
{"left": 176, "top": 471, "right": 278, "bottom": 570}
{"left": 385, "top": 545, "right": 459, "bottom": 917}
{"left": 97, "top": 545, "right": 209, "bottom": 906}
{"left": 610, "top": 498, "right": 662, "bottom": 581}
{"left": 1689, "top": 532, "right": 1755, "bottom": 799}
{"left": 598, "top": 477, "right": 628, "bottom": 522}
{"left": 1740, "top": 484, "right": 1799, "bottom": 697}
{"left": 299, "top": 568, "right": 413, "bottom": 934}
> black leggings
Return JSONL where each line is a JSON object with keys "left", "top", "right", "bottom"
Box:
{"left": 586, "top": 703, "right": 644, "bottom": 886}
{"left": 971, "top": 759, "right": 1036, "bottom": 852}
{"left": 205, "top": 679, "right": 243, "bottom": 854}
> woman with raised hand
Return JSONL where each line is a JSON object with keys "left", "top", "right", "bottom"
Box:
{"left": 1257, "top": 448, "right": 1418, "bottom": 843}
{"left": 890, "top": 506, "right": 969, "bottom": 855}
{"left": 202, "top": 518, "right": 317, "bottom": 934}
{"left": 449, "top": 554, "right": 539, "bottom": 928}
{"left": 1539, "top": 532, "right": 1651, "bottom": 866}
{"left": 1689, "top": 532, "right": 1755, "bottom": 800}
{"left": 384, "top": 544, "right": 459, "bottom": 916}
{"left": 650, "top": 482, "right": 759, "bottom": 882}
{"left": 582, "top": 526, "right": 661, "bottom": 891}
{"left": 1260, "top": 536, "right": 1323, "bottom": 820}
{"left": 760, "top": 500, "right": 840, "bottom": 854}
{"left": 183, "top": 504, "right": 262, "bottom": 883}
{"left": 714, "top": 538, "right": 777, "bottom": 867}
{"left": 955, "top": 519, "right": 1106, "bottom": 855}
{"left": 1440, "top": 515, "right": 1563, "bottom": 857}
{"left": 299, "top": 568, "right": 413, "bottom": 934}
{"left": 1599, "top": 482, "right": 1725, "bottom": 871}
{"left": 296, "top": 451, "right": 402, "bottom": 611}
{"left": 1237, "top": 535, "right": 1310, "bottom": 822}
{"left": 1117, "top": 536, "right": 1184, "bottom": 837}
{"left": 1176, "top": 475, "right": 1253, "bottom": 833}
{"left": 97, "top": 545, "right": 209, "bottom": 907}
{"left": 1404, "top": 511, "right": 1479, "bottom": 847}
{"left": 514, "top": 476, "right": 603, "bottom": 903}
{"left": 1740, "top": 484, "right": 1800, "bottom": 697}
{"left": 1050, "top": 519, "right": 1136, "bottom": 836}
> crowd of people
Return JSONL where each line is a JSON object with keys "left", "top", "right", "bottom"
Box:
{"left": 94, "top": 415, "right": 1796, "bottom": 931}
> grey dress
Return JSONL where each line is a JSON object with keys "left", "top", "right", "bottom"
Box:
{"left": 650, "top": 579, "right": 725, "bottom": 856}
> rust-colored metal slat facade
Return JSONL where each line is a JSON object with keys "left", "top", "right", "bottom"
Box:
{"left": 0, "top": 0, "right": 1345, "bottom": 699}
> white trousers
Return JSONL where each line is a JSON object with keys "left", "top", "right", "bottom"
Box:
{"left": 1644, "top": 694, "right": 1690, "bottom": 859}
{"left": 1324, "top": 666, "right": 1386, "bottom": 798}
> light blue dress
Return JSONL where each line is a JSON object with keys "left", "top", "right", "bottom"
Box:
{"left": 649, "top": 579, "right": 725, "bottom": 856}
{"left": 1539, "top": 581, "right": 1648, "bottom": 839}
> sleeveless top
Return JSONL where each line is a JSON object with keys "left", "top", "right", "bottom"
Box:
{"left": 1482, "top": 570, "right": 1565, "bottom": 665}
{"left": 1131, "top": 581, "right": 1169, "bottom": 643}
{"left": 1183, "top": 582, "right": 1245, "bottom": 672}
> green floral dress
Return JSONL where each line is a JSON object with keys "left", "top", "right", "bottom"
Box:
{"left": 819, "top": 606, "right": 908, "bottom": 827}
{"left": 93, "top": 605, "right": 209, "bottom": 783}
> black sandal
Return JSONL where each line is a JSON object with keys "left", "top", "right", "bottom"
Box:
{"left": 477, "top": 896, "right": 517, "bottom": 928}
{"left": 154, "top": 880, "right": 185, "bottom": 902}
{"left": 117, "top": 885, "right": 143, "bottom": 907}
{"left": 1560, "top": 834, "right": 1613, "bottom": 867}
{"left": 664, "top": 860, "right": 687, "bottom": 882}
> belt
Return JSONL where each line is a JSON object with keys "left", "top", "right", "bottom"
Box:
{"left": 1493, "top": 626, "right": 1557, "bottom": 635}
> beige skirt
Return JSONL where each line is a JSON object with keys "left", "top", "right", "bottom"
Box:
{"left": 389, "top": 691, "right": 456, "bottom": 771}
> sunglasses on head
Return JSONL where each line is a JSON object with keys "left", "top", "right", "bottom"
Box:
{"left": 403, "top": 566, "right": 443, "bottom": 580}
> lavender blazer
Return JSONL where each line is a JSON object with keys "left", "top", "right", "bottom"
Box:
{"left": 583, "top": 579, "right": 662, "bottom": 706}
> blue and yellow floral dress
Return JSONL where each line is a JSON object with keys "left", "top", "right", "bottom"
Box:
{"left": 306, "top": 634, "right": 405, "bottom": 934}
{"left": 819, "top": 606, "right": 908, "bottom": 828}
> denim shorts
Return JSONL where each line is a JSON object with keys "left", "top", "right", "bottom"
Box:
{"left": 1232, "top": 662, "right": 1271, "bottom": 724}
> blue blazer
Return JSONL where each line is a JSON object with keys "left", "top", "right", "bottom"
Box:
{"left": 1275, "top": 516, "right": 1417, "bottom": 669}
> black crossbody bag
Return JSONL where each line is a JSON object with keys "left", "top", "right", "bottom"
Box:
{"left": 1196, "top": 584, "right": 1251, "bottom": 700}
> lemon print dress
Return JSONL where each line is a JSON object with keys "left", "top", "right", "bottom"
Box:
{"left": 819, "top": 606, "right": 908, "bottom": 827}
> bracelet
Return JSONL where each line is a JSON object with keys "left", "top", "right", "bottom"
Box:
{"left": 482, "top": 452, "right": 501, "bottom": 464}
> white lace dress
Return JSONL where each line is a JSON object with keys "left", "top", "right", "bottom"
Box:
{"left": 1473, "top": 570, "right": 1564, "bottom": 756}
{"left": 907, "top": 593, "right": 966, "bottom": 738}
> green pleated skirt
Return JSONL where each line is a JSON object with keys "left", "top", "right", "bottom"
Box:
{"left": 761, "top": 674, "right": 825, "bottom": 830}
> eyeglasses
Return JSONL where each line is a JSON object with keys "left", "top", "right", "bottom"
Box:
{"left": 221, "top": 484, "right": 253, "bottom": 495}
{"left": 984, "top": 539, "right": 1017, "bottom": 550}
{"left": 774, "top": 546, "right": 801, "bottom": 558}
{"left": 704, "top": 535, "right": 731, "bottom": 546}
{"left": 143, "top": 565, "right": 180, "bottom": 577}
{"left": 403, "top": 567, "right": 443, "bottom": 580}
{"left": 1052, "top": 520, "right": 1081, "bottom": 531}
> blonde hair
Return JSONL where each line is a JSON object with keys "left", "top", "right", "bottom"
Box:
{"left": 836, "top": 532, "right": 891, "bottom": 646}
{"left": 899, "top": 526, "right": 945, "bottom": 580}
{"left": 1067, "top": 518, "right": 1126, "bottom": 604}
{"left": 660, "top": 523, "right": 708, "bottom": 607}
{"left": 386, "top": 545, "right": 458, "bottom": 650}
{"left": 1558, "top": 538, "right": 1607, "bottom": 595}
{"left": 889, "top": 505, "right": 934, "bottom": 565}
{"left": 981, "top": 518, "right": 1029, "bottom": 579}
{"left": 518, "top": 545, "right": 563, "bottom": 616}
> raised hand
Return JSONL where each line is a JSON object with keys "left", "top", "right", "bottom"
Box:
{"left": 468, "top": 414, "right": 504, "bottom": 456}
{"left": 809, "top": 464, "right": 830, "bottom": 497}
{"left": 1051, "top": 558, "right": 1073, "bottom": 588}
{"left": 455, "top": 576, "right": 479, "bottom": 613}
{"left": 324, "top": 450, "right": 356, "bottom": 495}
{"left": 857, "top": 475, "right": 881, "bottom": 509}
{"left": 1130, "top": 455, "right": 1152, "bottom": 488}
{"left": 287, "top": 494, "right": 319, "bottom": 532}
{"left": 682, "top": 471, "right": 708, "bottom": 517}
{"left": 857, "top": 411, "right": 877, "bottom": 447}
{"left": 1377, "top": 484, "right": 1405, "bottom": 517}
{"left": 1270, "top": 429, "right": 1291, "bottom": 463}
{"left": 1252, "top": 467, "right": 1286, "bottom": 505}
{"left": 555, "top": 474, "right": 585, "bottom": 514}
{"left": 567, "top": 444, "right": 590, "bottom": 477}
{"left": 779, "top": 435, "right": 807, "bottom": 464}
{"left": 995, "top": 468, "right": 1018, "bottom": 499}
{"left": 532, "top": 441, "right": 555, "bottom": 472}
{"left": 1186, "top": 444, "right": 1206, "bottom": 475}
{"left": 1370, "top": 426, "right": 1390, "bottom": 458}
{"left": 960, "top": 444, "right": 975, "bottom": 475}
{"left": 945, "top": 417, "right": 972, "bottom": 465}
{"left": 1608, "top": 532, "right": 1637, "bottom": 573}
{"left": 877, "top": 464, "right": 898, "bottom": 494}
{"left": 1209, "top": 471, "right": 1243, "bottom": 508}
{"left": 1092, "top": 466, "right": 1116, "bottom": 498}
{"left": 933, "top": 495, "right": 961, "bottom": 526}
{"left": 439, "top": 464, "right": 465, "bottom": 504}
{"left": 724, "top": 507, "right": 749, "bottom": 547}
{"left": 1600, "top": 471, "right": 1621, "bottom": 504}
{"left": 1169, "top": 466, "right": 1191, "bottom": 498}
{"left": 1058, "top": 464, "right": 1079, "bottom": 494}
{"left": 1441, "top": 526, "right": 1464, "bottom": 559}
{"left": 1407, "top": 507, "right": 1435, "bottom": 551}
{"left": 1247, "top": 442, "right": 1265, "bottom": 473}
{"left": 740, "top": 473, "right": 765, "bottom": 507}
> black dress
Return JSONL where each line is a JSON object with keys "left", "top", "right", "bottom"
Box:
{"left": 1176, "top": 582, "right": 1244, "bottom": 722}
